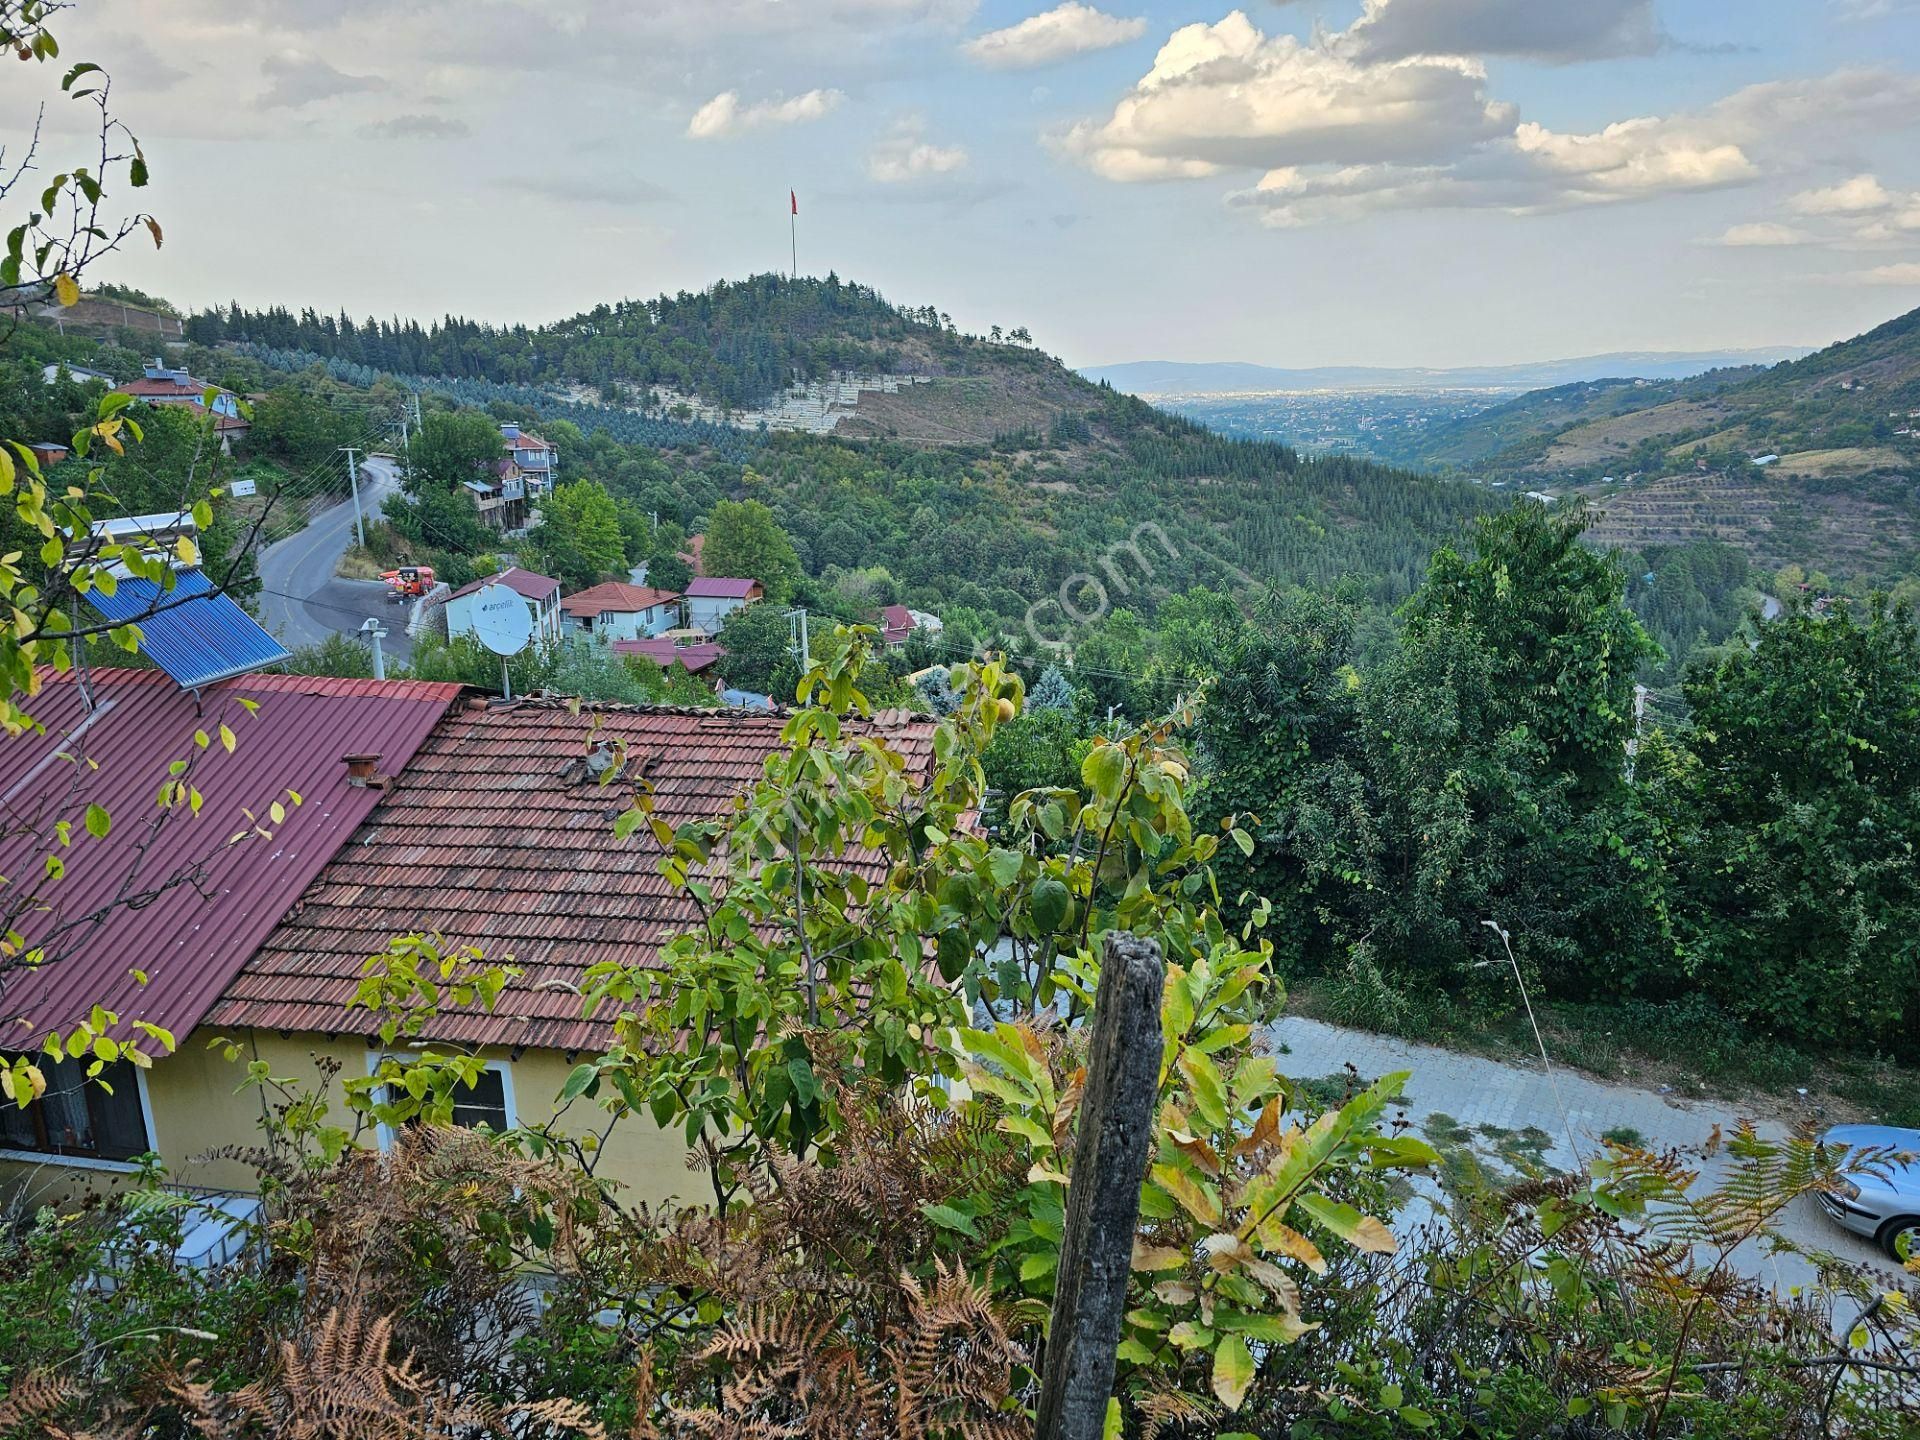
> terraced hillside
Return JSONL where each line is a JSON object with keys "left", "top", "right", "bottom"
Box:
{"left": 1584, "top": 471, "right": 1919, "bottom": 579}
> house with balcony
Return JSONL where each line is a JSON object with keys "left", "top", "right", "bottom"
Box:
{"left": 463, "top": 459, "right": 529, "bottom": 533}
{"left": 684, "top": 576, "right": 763, "bottom": 636}
{"left": 559, "top": 582, "right": 681, "bottom": 641}
{"left": 500, "top": 422, "right": 556, "bottom": 496}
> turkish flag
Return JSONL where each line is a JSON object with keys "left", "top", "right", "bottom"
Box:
{"left": 790, "top": 189, "right": 798, "bottom": 216}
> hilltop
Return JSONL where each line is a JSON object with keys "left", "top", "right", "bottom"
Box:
{"left": 186, "top": 275, "right": 1105, "bottom": 450}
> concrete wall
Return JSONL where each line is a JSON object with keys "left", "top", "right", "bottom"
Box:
{"left": 1, "top": 1029, "right": 705, "bottom": 1212}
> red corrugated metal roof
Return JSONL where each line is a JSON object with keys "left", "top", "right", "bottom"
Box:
{"left": 612, "top": 638, "right": 724, "bottom": 674}
{"left": 0, "top": 669, "right": 465, "bottom": 1047}
{"left": 685, "top": 577, "right": 760, "bottom": 599}
{"left": 448, "top": 566, "right": 561, "bottom": 603}
{"left": 205, "top": 698, "right": 939, "bottom": 1052}
{"left": 560, "top": 582, "right": 680, "bottom": 619}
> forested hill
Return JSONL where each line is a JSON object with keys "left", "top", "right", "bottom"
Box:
{"left": 1400, "top": 302, "right": 1920, "bottom": 480}
{"left": 159, "top": 272, "right": 1509, "bottom": 622}
{"left": 188, "top": 274, "right": 1017, "bottom": 412}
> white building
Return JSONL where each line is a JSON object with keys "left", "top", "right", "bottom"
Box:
{"left": 444, "top": 567, "right": 563, "bottom": 646}
{"left": 558, "top": 582, "right": 681, "bottom": 641}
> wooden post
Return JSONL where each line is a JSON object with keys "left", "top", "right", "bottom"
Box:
{"left": 1035, "top": 933, "right": 1165, "bottom": 1440}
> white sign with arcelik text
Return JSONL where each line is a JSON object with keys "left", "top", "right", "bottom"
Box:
{"left": 228, "top": 478, "right": 256, "bottom": 498}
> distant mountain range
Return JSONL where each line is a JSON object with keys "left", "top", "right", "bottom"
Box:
{"left": 1080, "top": 350, "right": 1815, "bottom": 397}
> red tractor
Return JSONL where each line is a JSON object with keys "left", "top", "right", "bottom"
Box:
{"left": 381, "top": 565, "right": 435, "bottom": 603}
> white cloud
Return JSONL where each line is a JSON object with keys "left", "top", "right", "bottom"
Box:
{"left": 1343, "top": 0, "right": 1659, "bottom": 64}
{"left": 1831, "top": 0, "right": 1920, "bottom": 18}
{"left": 257, "top": 51, "right": 383, "bottom": 108}
{"left": 364, "top": 113, "right": 470, "bottom": 140}
{"left": 868, "top": 118, "right": 970, "bottom": 181}
{"left": 686, "top": 87, "right": 844, "bottom": 139}
{"left": 1789, "top": 173, "right": 1895, "bottom": 214}
{"left": 1509, "top": 116, "right": 1757, "bottom": 200}
{"left": 1189, "top": 61, "right": 1920, "bottom": 228}
{"left": 1850, "top": 261, "right": 1920, "bottom": 283}
{"left": 963, "top": 3, "right": 1147, "bottom": 70}
{"left": 1060, "top": 12, "right": 1515, "bottom": 182}
{"left": 1709, "top": 221, "right": 1814, "bottom": 246}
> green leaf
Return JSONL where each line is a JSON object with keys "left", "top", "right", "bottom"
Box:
{"left": 83, "top": 803, "right": 110, "bottom": 838}
{"left": 1293, "top": 1192, "right": 1396, "bottom": 1255}
{"left": 1030, "top": 876, "right": 1070, "bottom": 933}
{"left": 1081, "top": 742, "right": 1125, "bottom": 799}
{"left": 919, "top": 1203, "right": 977, "bottom": 1238}
{"left": 1102, "top": 1398, "right": 1122, "bottom": 1440}
{"left": 1211, "top": 1333, "right": 1255, "bottom": 1410}
{"left": 1177, "top": 1048, "right": 1230, "bottom": 1131}
{"left": 985, "top": 847, "right": 1024, "bottom": 888}
{"left": 787, "top": 1056, "right": 818, "bottom": 1106}
{"left": 560, "top": 1063, "right": 597, "bottom": 1101}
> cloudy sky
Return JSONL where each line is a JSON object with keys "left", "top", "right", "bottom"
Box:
{"left": 16, "top": 0, "right": 1920, "bottom": 367}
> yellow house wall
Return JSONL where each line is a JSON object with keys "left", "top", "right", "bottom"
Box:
{"left": 0, "top": 1029, "right": 703, "bottom": 1211}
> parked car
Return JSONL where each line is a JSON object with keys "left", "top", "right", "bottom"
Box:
{"left": 1818, "top": 1124, "right": 1920, "bottom": 1260}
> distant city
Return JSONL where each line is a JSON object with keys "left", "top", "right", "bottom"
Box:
{"left": 1151, "top": 388, "right": 1510, "bottom": 465}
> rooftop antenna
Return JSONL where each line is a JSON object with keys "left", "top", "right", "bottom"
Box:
{"left": 470, "top": 580, "right": 533, "bottom": 699}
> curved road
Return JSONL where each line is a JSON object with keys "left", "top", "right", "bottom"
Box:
{"left": 256, "top": 455, "right": 413, "bottom": 665}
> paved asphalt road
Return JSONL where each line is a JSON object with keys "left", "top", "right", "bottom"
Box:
{"left": 1268, "top": 1014, "right": 1896, "bottom": 1293}
{"left": 256, "top": 455, "right": 413, "bottom": 666}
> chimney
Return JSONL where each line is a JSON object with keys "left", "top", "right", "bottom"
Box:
{"left": 343, "top": 752, "right": 383, "bottom": 787}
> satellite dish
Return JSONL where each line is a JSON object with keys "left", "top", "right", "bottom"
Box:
{"left": 470, "top": 583, "right": 533, "bottom": 656}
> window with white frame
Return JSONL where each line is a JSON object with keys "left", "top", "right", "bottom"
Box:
{"left": 0, "top": 1054, "right": 154, "bottom": 1164}
{"left": 365, "top": 1055, "right": 515, "bottom": 1147}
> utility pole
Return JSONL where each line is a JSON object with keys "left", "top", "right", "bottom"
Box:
{"left": 360, "top": 617, "right": 387, "bottom": 680}
{"left": 340, "top": 446, "right": 365, "bottom": 548}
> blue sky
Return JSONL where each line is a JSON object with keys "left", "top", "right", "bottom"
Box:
{"left": 19, "top": 0, "right": 1920, "bottom": 367}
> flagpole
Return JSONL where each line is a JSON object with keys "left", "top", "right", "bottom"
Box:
{"left": 790, "top": 202, "right": 797, "bottom": 280}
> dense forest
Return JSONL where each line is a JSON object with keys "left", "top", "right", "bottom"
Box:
{"left": 185, "top": 274, "right": 970, "bottom": 410}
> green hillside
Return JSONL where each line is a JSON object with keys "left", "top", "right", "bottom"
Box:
{"left": 1404, "top": 304, "right": 1920, "bottom": 480}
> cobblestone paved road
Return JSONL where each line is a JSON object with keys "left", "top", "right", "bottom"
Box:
{"left": 1267, "top": 1015, "right": 1897, "bottom": 1291}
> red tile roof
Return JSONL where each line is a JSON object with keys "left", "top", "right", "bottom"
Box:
{"left": 559, "top": 582, "right": 680, "bottom": 620}
{"left": 204, "top": 699, "right": 939, "bottom": 1052}
{"left": 612, "top": 638, "right": 724, "bottom": 674}
{"left": 685, "top": 577, "right": 761, "bottom": 600}
{"left": 116, "top": 377, "right": 205, "bottom": 398}
{"left": 0, "top": 669, "right": 466, "bottom": 1046}
{"left": 449, "top": 566, "right": 561, "bottom": 603}
{"left": 881, "top": 605, "right": 915, "bottom": 634}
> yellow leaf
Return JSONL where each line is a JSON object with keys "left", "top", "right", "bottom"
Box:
{"left": 175, "top": 535, "right": 198, "bottom": 565}
{"left": 54, "top": 273, "right": 79, "bottom": 307}
{"left": 1211, "top": 1334, "right": 1255, "bottom": 1410}
{"left": 1150, "top": 1162, "right": 1222, "bottom": 1227}
{"left": 1257, "top": 1221, "right": 1327, "bottom": 1276}
{"left": 1130, "top": 1242, "right": 1189, "bottom": 1272}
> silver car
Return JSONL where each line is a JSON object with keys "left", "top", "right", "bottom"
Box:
{"left": 1818, "top": 1124, "right": 1920, "bottom": 1261}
